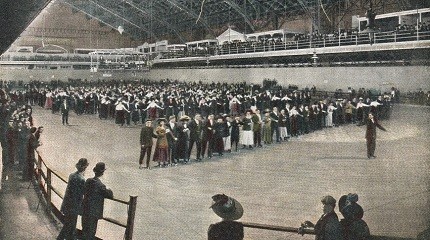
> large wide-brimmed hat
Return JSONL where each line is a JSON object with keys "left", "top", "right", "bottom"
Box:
{"left": 210, "top": 194, "right": 243, "bottom": 221}
{"left": 76, "top": 158, "right": 89, "bottom": 170}
{"left": 93, "top": 162, "right": 106, "bottom": 174}
{"left": 179, "top": 115, "right": 191, "bottom": 121}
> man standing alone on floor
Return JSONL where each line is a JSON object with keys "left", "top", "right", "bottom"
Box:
{"left": 82, "top": 162, "right": 113, "bottom": 240}
{"left": 61, "top": 99, "right": 69, "bottom": 125}
{"left": 57, "top": 158, "right": 89, "bottom": 240}
{"left": 365, "top": 112, "right": 386, "bottom": 159}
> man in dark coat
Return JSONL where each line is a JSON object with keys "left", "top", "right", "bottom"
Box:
{"left": 82, "top": 162, "right": 114, "bottom": 240}
{"left": 25, "top": 127, "right": 40, "bottom": 181}
{"left": 166, "top": 115, "right": 179, "bottom": 165}
{"left": 299, "top": 195, "right": 343, "bottom": 240}
{"left": 60, "top": 99, "right": 69, "bottom": 125}
{"left": 230, "top": 115, "right": 241, "bottom": 151}
{"left": 201, "top": 114, "right": 215, "bottom": 159}
{"left": 139, "top": 119, "right": 156, "bottom": 169}
{"left": 187, "top": 114, "right": 203, "bottom": 161}
{"left": 57, "top": 158, "right": 89, "bottom": 240}
{"left": 365, "top": 112, "right": 386, "bottom": 159}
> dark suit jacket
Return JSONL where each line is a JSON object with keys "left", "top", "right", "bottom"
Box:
{"left": 82, "top": 177, "right": 113, "bottom": 219}
{"left": 188, "top": 119, "right": 203, "bottom": 141}
{"left": 60, "top": 103, "right": 69, "bottom": 114}
{"left": 269, "top": 111, "right": 279, "bottom": 127}
{"left": 202, "top": 119, "right": 214, "bottom": 140}
{"left": 166, "top": 122, "right": 179, "bottom": 145}
{"left": 61, "top": 171, "right": 86, "bottom": 215}
{"left": 208, "top": 220, "right": 244, "bottom": 240}
{"left": 365, "top": 118, "right": 386, "bottom": 140}
{"left": 140, "top": 126, "right": 155, "bottom": 146}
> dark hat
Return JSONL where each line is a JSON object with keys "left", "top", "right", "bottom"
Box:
{"left": 346, "top": 193, "right": 358, "bottom": 203}
{"left": 157, "top": 118, "right": 167, "bottom": 123}
{"left": 76, "top": 158, "right": 89, "bottom": 170}
{"left": 321, "top": 195, "right": 336, "bottom": 207}
{"left": 210, "top": 194, "right": 243, "bottom": 220}
{"left": 93, "top": 162, "right": 106, "bottom": 173}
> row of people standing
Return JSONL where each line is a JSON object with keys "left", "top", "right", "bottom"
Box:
{"left": 138, "top": 94, "right": 392, "bottom": 169}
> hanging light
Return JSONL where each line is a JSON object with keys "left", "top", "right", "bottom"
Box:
{"left": 118, "top": 25, "right": 124, "bottom": 34}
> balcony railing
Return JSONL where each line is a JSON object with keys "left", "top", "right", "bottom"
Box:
{"left": 32, "top": 151, "right": 137, "bottom": 240}
{"left": 158, "top": 30, "right": 430, "bottom": 60}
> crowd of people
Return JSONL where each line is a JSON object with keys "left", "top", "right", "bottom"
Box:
{"left": 0, "top": 90, "right": 43, "bottom": 181}
{"left": 1, "top": 78, "right": 397, "bottom": 171}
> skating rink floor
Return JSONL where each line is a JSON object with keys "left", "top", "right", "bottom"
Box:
{"left": 32, "top": 104, "right": 429, "bottom": 240}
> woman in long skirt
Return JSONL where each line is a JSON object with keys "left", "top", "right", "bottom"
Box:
{"left": 153, "top": 119, "right": 169, "bottom": 167}
{"left": 326, "top": 103, "right": 337, "bottom": 127}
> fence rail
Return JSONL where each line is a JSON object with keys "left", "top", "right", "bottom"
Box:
{"left": 32, "top": 152, "right": 137, "bottom": 240}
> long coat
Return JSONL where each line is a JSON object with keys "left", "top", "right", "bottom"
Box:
{"left": 314, "top": 211, "right": 343, "bottom": 240}
{"left": 140, "top": 126, "right": 155, "bottom": 147}
{"left": 82, "top": 177, "right": 113, "bottom": 219}
{"left": 61, "top": 171, "right": 86, "bottom": 215}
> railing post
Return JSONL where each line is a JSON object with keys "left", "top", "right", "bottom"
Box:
{"left": 37, "top": 154, "right": 42, "bottom": 183}
{"left": 46, "top": 169, "right": 52, "bottom": 212}
{"left": 125, "top": 195, "right": 138, "bottom": 240}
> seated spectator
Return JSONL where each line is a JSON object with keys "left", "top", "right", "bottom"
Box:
{"left": 298, "top": 195, "right": 343, "bottom": 240}
{"left": 339, "top": 193, "right": 370, "bottom": 240}
{"left": 208, "top": 194, "right": 244, "bottom": 240}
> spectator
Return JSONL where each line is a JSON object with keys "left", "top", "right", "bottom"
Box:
{"left": 25, "top": 127, "right": 40, "bottom": 181}
{"left": 208, "top": 194, "right": 244, "bottom": 240}
{"left": 338, "top": 193, "right": 370, "bottom": 240}
{"left": 57, "top": 158, "right": 89, "bottom": 240}
{"left": 298, "top": 195, "right": 343, "bottom": 240}
{"left": 82, "top": 162, "right": 114, "bottom": 240}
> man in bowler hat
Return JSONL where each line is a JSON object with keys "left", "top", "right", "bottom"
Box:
{"left": 57, "top": 158, "right": 89, "bottom": 240}
{"left": 82, "top": 162, "right": 113, "bottom": 240}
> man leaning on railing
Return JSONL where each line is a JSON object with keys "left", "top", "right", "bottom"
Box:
{"left": 82, "top": 162, "right": 114, "bottom": 240}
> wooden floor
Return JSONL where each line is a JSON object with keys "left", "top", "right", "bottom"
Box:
{"left": 32, "top": 104, "right": 429, "bottom": 240}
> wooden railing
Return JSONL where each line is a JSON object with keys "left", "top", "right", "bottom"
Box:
{"left": 33, "top": 152, "right": 137, "bottom": 240}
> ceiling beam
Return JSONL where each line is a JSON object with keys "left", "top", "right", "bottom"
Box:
{"left": 223, "top": 0, "right": 255, "bottom": 32}
{"left": 124, "top": 0, "right": 186, "bottom": 43}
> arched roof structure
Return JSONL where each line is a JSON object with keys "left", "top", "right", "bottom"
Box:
{"left": 1, "top": 0, "right": 427, "bottom": 54}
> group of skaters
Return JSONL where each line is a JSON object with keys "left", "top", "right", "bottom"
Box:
{"left": 2, "top": 79, "right": 396, "bottom": 169}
